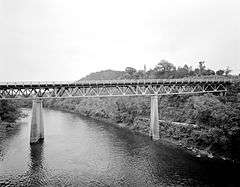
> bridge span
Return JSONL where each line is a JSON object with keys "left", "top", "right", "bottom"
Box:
{"left": 0, "top": 77, "right": 235, "bottom": 99}
{"left": 0, "top": 77, "right": 238, "bottom": 144}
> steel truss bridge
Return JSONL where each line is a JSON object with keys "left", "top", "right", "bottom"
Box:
{"left": 0, "top": 78, "right": 237, "bottom": 100}
{"left": 1, "top": 77, "right": 239, "bottom": 143}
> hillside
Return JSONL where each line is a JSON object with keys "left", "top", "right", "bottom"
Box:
{"left": 79, "top": 70, "right": 124, "bottom": 81}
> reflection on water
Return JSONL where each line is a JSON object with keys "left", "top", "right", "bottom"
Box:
{"left": 28, "top": 140, "right": 45, "bottom": 186}
{"left": 0, "top": 109, "right": 239, "bottom": 186}
{"left": 30, "top": 140, "right": 44, "bottom": 173}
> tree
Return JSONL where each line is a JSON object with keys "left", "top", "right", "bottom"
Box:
{"left": 0, "top": 100, "right": 24, "bottom": 123}
{"left": 203, "top": 69, "right": 215, "bottom": 76}
{"left": 123, "top": 67, "right": 137, "bottom": 79}
{"left": 176, "top": 64, "right": 192, "bottom": 78}
{"left": 216, "top": 69, "right": 225, "bottom": 76}
{"left": 134, "top": 70, "right": 145, "bottom": 79}
{"left": 155, "top": 60, "right": 176, "bottom": 72}
{"left": 125, "top": 67, "right": 137, "bottom": 75}
{"left": 225, "top": 67, "right": 231, "bottom": 76}
{"left": 153, "top": 60, "right": 176, "bottom": 79}
{"left": 198, "top": 61, "right": 206, "bottom": 76}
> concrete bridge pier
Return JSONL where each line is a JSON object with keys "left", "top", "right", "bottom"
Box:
{"left": 30, "top": 99, "right": 44, "bottom": 144}
{"left": 150, "top": 95, "right": 160, "bottom": 140}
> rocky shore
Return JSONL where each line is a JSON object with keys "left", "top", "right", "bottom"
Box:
{"left": 132, "top": 117, "right": 238, "bottom": 162}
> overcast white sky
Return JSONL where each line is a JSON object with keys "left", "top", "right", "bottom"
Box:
{"left": 0, "top": 0, "right": 239, "bottom": 81}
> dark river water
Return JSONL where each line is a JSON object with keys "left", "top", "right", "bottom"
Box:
{"left": 0, "top": 109, "right": 239, "bottom": 186}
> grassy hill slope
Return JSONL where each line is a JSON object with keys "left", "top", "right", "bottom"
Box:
{"left": 79, "top": 70, "right": 124, "bottom": 81}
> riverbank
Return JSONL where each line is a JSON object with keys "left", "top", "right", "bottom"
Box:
{"left": 120, "top": 116, "right": 231, "bottom": 161}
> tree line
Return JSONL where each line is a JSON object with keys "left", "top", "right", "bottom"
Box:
{"left": 122, "top": 60, "right": 233, "bottom": 80}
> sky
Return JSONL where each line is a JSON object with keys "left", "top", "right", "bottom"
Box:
{"left": 0, "top": 0, "right": 239, "bottom": 81}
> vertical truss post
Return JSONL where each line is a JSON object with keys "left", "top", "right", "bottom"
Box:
{"left": 150, "top": 95, "right": 160, "bottom": 140}
{"left": 30, "top": 99, "right": 44, "bottom": 144}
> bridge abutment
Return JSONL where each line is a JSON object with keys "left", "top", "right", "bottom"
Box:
{"left": 150, "top": 95, "right": 160, "bottom": 140}
{"left": 30, "top": 99, "right": 44, "bottom": 144}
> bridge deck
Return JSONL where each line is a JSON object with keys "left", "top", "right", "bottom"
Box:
{"left": 0, "top": 77, "right": 237, "bottom": 88}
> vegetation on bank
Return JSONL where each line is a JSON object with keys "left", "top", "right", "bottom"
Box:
{"left": 43, "top": 60, "right": 240, "bottom": 161}
{"left": 0, "top": 100, "right": 25, "bottom": 139}
{"left": 0, "top": 100, "right": 24, "bottom": 124}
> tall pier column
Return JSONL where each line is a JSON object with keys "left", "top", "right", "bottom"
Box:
{"left": 150, "top": 95, "right": 160, "bottom": 140}
{"left": 30, "top": 99, "right": 44, "bottom": 144}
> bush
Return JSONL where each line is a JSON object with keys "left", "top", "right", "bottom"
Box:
{"left": 0, "top": 100, "right": 24, "bottom": 123}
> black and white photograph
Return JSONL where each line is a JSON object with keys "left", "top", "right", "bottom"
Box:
{"left": 0, "top": 0, "right": 240, "bottom": 186}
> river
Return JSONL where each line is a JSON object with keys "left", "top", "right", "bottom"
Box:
{"left": 0, "top": 109, "right": 239, "bottom": 186}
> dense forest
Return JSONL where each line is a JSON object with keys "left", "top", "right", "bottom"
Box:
{"left": 44, "top": 60, "right": 240, "bottom": 161}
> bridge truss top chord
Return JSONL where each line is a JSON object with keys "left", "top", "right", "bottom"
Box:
{"left": 0, "top": 77, "right": 238, "bottom": 100}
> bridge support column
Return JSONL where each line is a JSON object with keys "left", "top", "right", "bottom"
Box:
{"left": 30, "top": 99, "right": 44, "bottom": 144}
{"left": 150, "top": 95, "right": 160, "bottom": 140}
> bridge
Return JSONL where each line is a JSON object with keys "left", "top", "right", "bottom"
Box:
{"left": 0, "top": 77, "right": 238, "bottom": 144}
{"left": 0, "top": 78, "right": 234, "bottom": 99}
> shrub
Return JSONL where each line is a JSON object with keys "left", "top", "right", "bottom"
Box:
{"left": 0, "top": 100, "right": 24, "bottom": 123}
